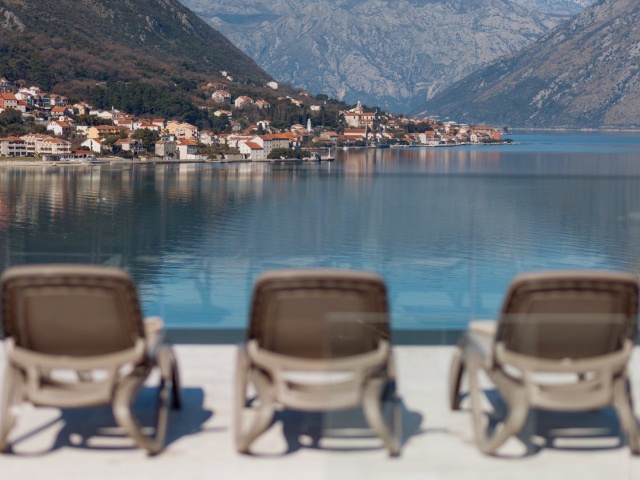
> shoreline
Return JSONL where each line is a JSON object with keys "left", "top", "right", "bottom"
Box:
{"left": 0, "top": 156, "right": 334, "bottom": 167}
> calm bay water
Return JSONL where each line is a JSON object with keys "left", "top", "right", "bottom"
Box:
{"left": 2, "top": 131, "right": 640, "bottom": 330}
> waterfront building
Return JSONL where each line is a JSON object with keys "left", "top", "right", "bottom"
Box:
{"left": 80, "top": 138, "right": 105, "bottom": 154}
{"left": 155, "top": 140, "right": 177, "bottom": 159}
{"left": 114, "top": 137, "right": 144, "bottom": 155}
{"left": 176, "top": 139, "right": 200, "bottom": 160}
{"left": 239, "top": 141, "right": 265, "bottom": 160}
{"left": 0, "top": 136, "right": 28, "bottom": 157}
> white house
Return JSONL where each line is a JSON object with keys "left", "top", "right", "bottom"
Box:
{"left": 15, "top": 90, "right": 36, "bottom": 107}
{"left": 81, "top": 138, "right": 105, "bottom": 154}
{"left": 134, "top": 122, "right": 162, "bottom": 132}
{"left": 199, "top": 131, "right": 217, "bottom": 146}
{"left": 225, "top": 134, "right": 253, "bottom": 149}
{"left": 176, "top": 139, "right": 199, "bottom": 160}
{"left": 234, "top": 96, "right": 253, "bottom": 109}
{"left": 212, "top": 90, "right": 231, "bottom": 103}
{"left": 46, "top": 120, "right": 71, "bottom": 136}
{"left": 239, "top": 141, "right": 266, "bottom": 161}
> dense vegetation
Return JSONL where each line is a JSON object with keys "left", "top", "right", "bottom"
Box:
{"left": 0, "top": 109, "right": 45, "bottom": 137}
{"left": 86, "top": 81, "right": 208, "bottom": 126}
{"left": 0, "top": 0, "right": 270, "bottom": 115}
{"left": 0, "top": 0, "right": 389, "bottom": 131}
{"left": 267, "top": 148, "right": 302, "bottom": 159}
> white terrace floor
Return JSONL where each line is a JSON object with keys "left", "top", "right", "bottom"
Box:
{"left": 1, "top": 345, "right": 640, "bottom": 480}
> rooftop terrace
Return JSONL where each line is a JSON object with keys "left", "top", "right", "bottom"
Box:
{"left": 1, "top": 343, "right": 639, "bottom": 480}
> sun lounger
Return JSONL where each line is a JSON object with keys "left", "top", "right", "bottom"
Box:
{"left": 235, "top": 269, "right": 401, "bottom": 456}
{"left": 0, "top": 264, "right": 181, "bottom": 454}
{"left": 449, "top": 270, "right": 640, "bottom": 455}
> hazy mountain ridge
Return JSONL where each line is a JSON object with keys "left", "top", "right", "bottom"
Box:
{"left": 181, "top": 0, "right": 594, "bottom": 112}
{"left": 422, "top": 0, "right": 640, "bottom": 128}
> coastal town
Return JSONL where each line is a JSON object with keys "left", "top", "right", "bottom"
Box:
{"left": 0, "top": 76, "right": 505, "bottom": 163}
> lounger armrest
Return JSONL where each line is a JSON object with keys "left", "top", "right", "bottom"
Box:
{"left": 492, "top": 339, "right": 635, "bottom": 411}
{"left": 143, "top": 316, "right": 166, "bottom": 361}
{"left": 495, "top": 339, "right": 634, "bottom": 376}
{"left": 246, "top": 339, "right": 392, "bottom": 410}
{"left": 6, "top": 338, "right": 146, "bottom": 371}
{"left": 5, "top": 338, "right": 146, "bottom": 407}
{"left": 468, "top": 320, "right": 497, "bottom": 337}
{"left": 461, "top": 329, "right": 495, "bottom": 371}
{"left": 247, "top": 339, "right": 390, "bottom": 389}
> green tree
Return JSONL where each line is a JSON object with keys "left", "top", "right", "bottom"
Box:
{"left": 103, "top": 135, "right": 120, "bottom": 147}
{"left": 0, "top": 109, "right": 23, "bottom": 127}
{"left": 267, "top": 147, "right": 302, "bottom": 159}
{"left": 131, "top": 128, "right": 160, "bottom": 151}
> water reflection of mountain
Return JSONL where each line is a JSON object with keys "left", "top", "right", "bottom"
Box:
{"left": 2, "top": 151, "right": 640, "bottom": 328}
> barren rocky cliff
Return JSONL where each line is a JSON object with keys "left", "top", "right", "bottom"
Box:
{"left": 422, "top": 0, "right": 640, "bottom": 128}
{"left": 181, "top": 0, "right": 592, "bottom": 112}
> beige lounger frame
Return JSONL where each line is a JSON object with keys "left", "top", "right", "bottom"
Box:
{"left": 0, "top": 264, "right": 181, "bottom": 454}
{"left": 235, "top": 269, "right": 401, "bottom": 456}
{"left": 449, "top": 270, "right": 640, "bottom": 455}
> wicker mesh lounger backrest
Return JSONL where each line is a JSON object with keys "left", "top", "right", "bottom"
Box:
{"left": 248, "top": 269, "right": 390, "bottom": 359}
{"left": 1, "top": 264, "right": 144, "bottom": 356}
{"left": 496, "top": 270, "right": 639, "bottom": 360}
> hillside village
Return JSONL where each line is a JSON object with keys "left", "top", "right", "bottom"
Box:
{"left": 0, "top": 76, "right": 504, "bottom": 162}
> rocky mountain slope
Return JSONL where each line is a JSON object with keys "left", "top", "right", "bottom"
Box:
{"left": 510, "top": 0, "right": 592, "bottom": 14}
{"left": 181, "top": 0, "right": 594, "bottom": 112}
{"left": 0, "top": 0, "right": 271, "bottom": 96}
{"left": 422, "top": 0, "right": 640, "bottom": 128}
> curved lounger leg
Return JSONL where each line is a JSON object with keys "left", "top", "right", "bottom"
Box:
{"left": 468, "top": 363, "right": 528, "bottom": 455}
{"left": 234, "top": 348, "right": 275, "bottom": 454}
{"left": 0, "top": 365, "right": 24, "bottom": 452}
{"left": 387, "top": 356, "right": 402, "bottom": 456}
{"left": 113, "top": 346, "right": 176, "bottom": 455}
{"left": 362, "top": 379, "right": 401, "bottom": 457}
{"left": 113, "top": 374, "right": 159, "bottom": 454}
{"left": 170, "top": 351, "right": 182, "bottom": 410}
{"left": 389, "top": 383, "right": 402, "bottom": 457}
{"left": 449, "top": 346, "right": 465, "bottom": 411}
{"left": 613, "top": 377, "right": 640, "bottom": 455}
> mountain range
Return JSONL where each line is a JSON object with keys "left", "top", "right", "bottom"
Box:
{"left": 180, "top": 0, "right": 595, "bottom": 112}
{"left": 422, "top": 0, "right": 640, "bottom": 128}
{"left": 0, "top": 0, "right": 270, "bottom": 97}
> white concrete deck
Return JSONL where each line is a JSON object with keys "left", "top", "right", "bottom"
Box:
{"left": 1, "top": 345, "right": 639, "bottom": 480}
